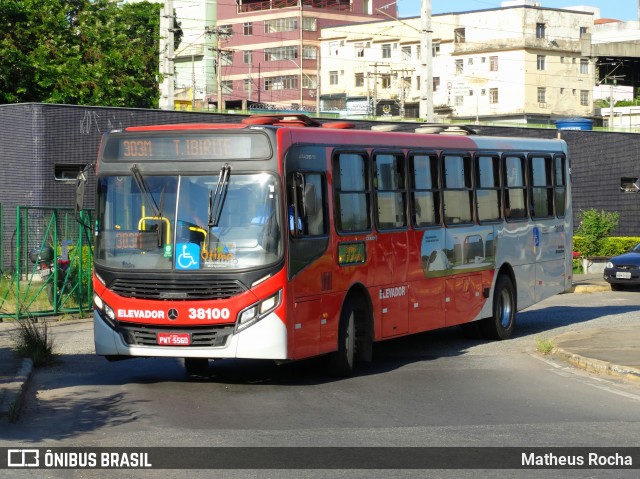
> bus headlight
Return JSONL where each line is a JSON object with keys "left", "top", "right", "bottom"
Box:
{"left": 236, "top": 290, "right": 282, "bottom": 332}
{"left": 94, "top": 293, "right": 117, "bottom": 329}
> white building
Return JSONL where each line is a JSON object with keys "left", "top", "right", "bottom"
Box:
{"left": 319, "top": 2, "right": 600, "bottom": 123}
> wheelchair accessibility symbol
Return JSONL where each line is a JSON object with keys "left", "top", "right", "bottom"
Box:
{"left": 176, "top": 243, "right": 200, "bottom": 270}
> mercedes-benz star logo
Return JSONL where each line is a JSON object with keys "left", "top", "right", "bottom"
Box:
{"left": 168, "top": 309, "right": 179, "bottom": 320}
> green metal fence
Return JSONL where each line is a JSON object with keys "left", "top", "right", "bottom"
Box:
{"left": 0, "top": 207, "right": 93, "bottom": 321}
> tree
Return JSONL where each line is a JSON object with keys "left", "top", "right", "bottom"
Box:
{"left": 575, "top": 209, "right": 619, "bottom": 257}
{"left": 0, "top": 0, "right": 163, "bottom": 108}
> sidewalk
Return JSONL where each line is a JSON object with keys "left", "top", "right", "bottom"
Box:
{"left": 1, "top": 274, "right": 638, "bottom": 419}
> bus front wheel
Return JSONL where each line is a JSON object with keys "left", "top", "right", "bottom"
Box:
{"left": 481, "top": 275, "right": 516, "bottom": 340}
{"left": 327, "top": 302, "right": 355, "bottom": 377}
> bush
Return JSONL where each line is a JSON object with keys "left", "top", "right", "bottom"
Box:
{"left": 574, "top": 209, "right": 619, "bottom": 257}
{"left": 13, "top": 316, "right": 56, "bottom": 367}
{"left": 573, "top": 236, "right": 640, "bottom": 258}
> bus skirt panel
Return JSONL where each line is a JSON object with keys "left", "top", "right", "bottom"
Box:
{"left": 93, "top": 310, "right": 288, "bottom": 360}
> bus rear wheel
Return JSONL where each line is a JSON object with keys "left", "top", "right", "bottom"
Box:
{"left": 327, "top": 302, "right": 355, "bottom": 377}
{"left": 184, "top": 357, "right": 209, "bottom": 376}
{"left": 481, "top": 274, "right": 516, "bottom": 340}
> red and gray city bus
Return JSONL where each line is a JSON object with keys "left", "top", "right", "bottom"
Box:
{"left": 80, "top": 115, "right": 572, "bottom": 376}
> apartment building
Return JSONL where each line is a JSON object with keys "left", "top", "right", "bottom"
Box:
{"left": 319, "top": 3, "right": 597, "bottom": 122}
{"left": 162, "top": 0, "right": 395, "bottom": 111}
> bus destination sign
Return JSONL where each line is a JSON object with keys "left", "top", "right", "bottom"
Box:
{"left": 103, "top": 133, "right": 271, "bottom": 161}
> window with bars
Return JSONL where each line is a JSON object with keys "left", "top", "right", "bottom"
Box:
{"left": 264, "top": 46, "right": 297, "bottom": 61}
{"left": 264, "top": 18, "right": 297, "bottom": 33}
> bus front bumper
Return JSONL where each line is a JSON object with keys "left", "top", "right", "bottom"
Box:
{"left": 93, "top": 310, "right": 288, "bottom": 360}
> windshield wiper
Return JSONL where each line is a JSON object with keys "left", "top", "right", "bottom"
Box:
{"left": 208, "top": 164, "right": 231, "bottom": 229}
{"left": 207, "top": 164, "right": 231, "bottom": 253}
{"left": 131, "top": 164, "right": 160, "bottom": 216}
{"left": 130, "top": 164, "right": 164, "bottom": 246}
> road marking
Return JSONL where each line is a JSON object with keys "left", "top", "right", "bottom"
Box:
{"left": 531, "top": 353, "right": 640, "bottom": 402}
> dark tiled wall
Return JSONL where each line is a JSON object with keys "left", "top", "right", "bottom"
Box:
{"left": 2, "top": 104, "right": 639, "bottom": 270}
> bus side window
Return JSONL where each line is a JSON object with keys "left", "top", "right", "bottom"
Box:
{"left": 503, "top": 155, "right": 528, "bottom": 221}
{"left": 475, "top": 154, "right": 501, "bottom": 223}
{"left": 373, "top": 152, "right": 406, "bottom": 230}
{"left": 333, "top": 152, "right": 371, "bottom": 233}
{"left": 409, "top": 153, "right": 440, "bottom": 227}
{"left": 530, "top": 155, "right": 554, "bottom": 218}
{"left": 554, "top": 155, "right": 567, "bottom": 217}
{"left": 303, "top": 174, "right": 327, "bottom": 236}
{"left": 442, "top": 154, "right": 473, "bottom": 225}
{"left": 289, "top": 172, "right": 327, "bottom": 237}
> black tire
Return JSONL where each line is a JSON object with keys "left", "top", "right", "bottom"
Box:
{"left": 184, "top": 357, "right": 209, "bottom": 376}
{"left": 481, "top": 274, "right": 516, "bottom": 340}
{"left": 327, "top": 302, "right": 355, "bottom": 377}
{"left": 610, "top": 283, "right": 625, "bottom": 291}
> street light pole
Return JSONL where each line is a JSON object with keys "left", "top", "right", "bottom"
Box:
{"left": 299, "top": 2, "right": 304, "bottom": 110}
{"left": 419, "top": 0, "right": 434, "bottom": 121}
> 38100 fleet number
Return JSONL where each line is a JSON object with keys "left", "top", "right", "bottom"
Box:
{"left": 188, "top": 308, "right": 230, "bottom": 320}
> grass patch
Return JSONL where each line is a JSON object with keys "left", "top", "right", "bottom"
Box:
{"left": 13, "top": 316, "right": 56, "bottom": 367}
{"left": 535, "top": 337, "right": 554, "bottom": 355}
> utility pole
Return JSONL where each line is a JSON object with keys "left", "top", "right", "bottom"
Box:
{"left": 419, "top": 0, "right": 434, "bottom": 121}
{"left": 392, "top": 68, "right": 414, "bottom": 119}
{"left": 192, "top": 54, "right": 196, "bottom": 110}
{"left": 600, "top": 62, "right": 625, "bottom": 130}
{"left": 159, "top": 0, "right": 175, "bottom": 110}
{"left": 367, "top": 62, "right": 390, "bottom": 117}
{"left": 206, "top": 26, "right": 231, "bottom": 112}
{"left": 216, "top": 39, "right": 222, "bottom": 112}
{"left": 373, "top": 62, "right": 378, "bottom": 116}
{"left": 299, "top": 2, "right": 304, "bottom": 110}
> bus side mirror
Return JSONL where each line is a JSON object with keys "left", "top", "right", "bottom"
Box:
{"left": 75, "top": 171, "right": 87, "bottom": 222}
{"left": 75, "top": 163, "right": 94, "bottom": 225}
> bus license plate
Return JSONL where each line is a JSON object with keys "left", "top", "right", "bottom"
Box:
{"left": 157, "top": 332, "right": 191, "bottom": 346}
{"left": 616, "top": 272, "right": 632, "bottom": 279}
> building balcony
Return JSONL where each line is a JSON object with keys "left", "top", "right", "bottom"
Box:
{"left": 237, "top": 0, "right": 351, "bottom": 14}
{"left": 453, "top": 37, "right": 583, "bottom": 55}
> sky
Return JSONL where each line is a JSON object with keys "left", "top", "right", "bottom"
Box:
{"left": 398, "top": 0, "right": 639, "bottom": 21}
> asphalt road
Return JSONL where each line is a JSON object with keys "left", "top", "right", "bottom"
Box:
{"left": 2, "top": 290, "right": 640, "bottom": 478}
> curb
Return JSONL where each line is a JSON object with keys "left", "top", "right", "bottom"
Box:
{"left": 0, "top": 358, "right": 34, "bottom": 421}
{"left": 567, "top": 284, "right": 611, "bottom": 294}
{"left": 552, "top": 347, "right": 640, "bottom": 383}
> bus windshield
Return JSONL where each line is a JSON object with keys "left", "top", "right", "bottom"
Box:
{"left": 94, "top": 172, "right": 282, "bottom": 271}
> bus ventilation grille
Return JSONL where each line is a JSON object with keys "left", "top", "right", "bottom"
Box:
{"left": 118, "top": 324, "right": 235, "bottom": 347}
{"left": 110, "top": 278, "right": 246, "bottom": 300}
